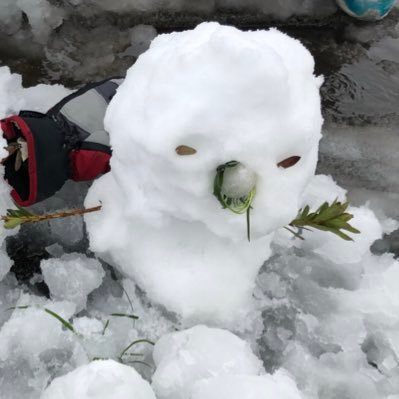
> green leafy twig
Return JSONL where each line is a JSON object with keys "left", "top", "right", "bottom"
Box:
{"left": 288, "top": 199, "right": 360, "bottom": 241}
{"left": 1, "top": 205, "right": 102, "bottom": 229}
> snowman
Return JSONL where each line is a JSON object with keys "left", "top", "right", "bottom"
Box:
{"left": 85, "top": 22, "right": 323, "bottom": 326}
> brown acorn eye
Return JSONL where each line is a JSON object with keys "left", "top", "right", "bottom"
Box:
{"left": 277, "top": 156, "right": 301, "bottom": 169}
{"left": 175, "top": 145, "right": 197, "bottom": 156}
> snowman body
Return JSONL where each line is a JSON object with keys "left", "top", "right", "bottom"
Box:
{"left": 85, "top": 23, "right": 323, "bottom": 325}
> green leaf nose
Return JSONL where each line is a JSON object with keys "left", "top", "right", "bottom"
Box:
{"left": 213, "top": 161, "right": 257, "bottom": 241}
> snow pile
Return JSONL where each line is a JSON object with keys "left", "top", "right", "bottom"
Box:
{"left": 41, "top": 254, "right": 105, "bottom": 312}
{"left": 41, "top": 360, "right": 156, "bottom": 399}
{"left": 152, "top": 325, "right": 302, "bottom": 399}
{"left": 256, "top": 175, "right": 399, "bottom": 398}
{"left": 85, "top": 22, "right": 323, "bottom": 325}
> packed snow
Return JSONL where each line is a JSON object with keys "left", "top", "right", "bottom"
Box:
{"left": 0, "top": 18, "right": 399, "bottom": 399}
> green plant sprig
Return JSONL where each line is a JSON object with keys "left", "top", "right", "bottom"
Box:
{"left": 287, "top": 199, "right": 360, "bottom": 241}
{"left": 1, "top": 205, "right": 102, "bottom": 229}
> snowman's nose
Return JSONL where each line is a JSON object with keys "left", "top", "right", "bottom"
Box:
{"left": 220, "top": 162, "right": 257, "bottom": 199}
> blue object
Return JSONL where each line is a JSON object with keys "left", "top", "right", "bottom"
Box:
{"left": 336, "top": 0, "right": 396, "bottom": 20}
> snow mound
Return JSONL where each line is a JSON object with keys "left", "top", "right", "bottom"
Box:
{"left": 41, "top": 254, "right": 105, "bottom": 312}
{"left": 41, "top": 360, "right": 156, "bottom": 399}
{"left": 152, "top": 325, "right": 264, "bottom": 399}
{"left": 85, "top": 22, "right": 323, "bottom": 324}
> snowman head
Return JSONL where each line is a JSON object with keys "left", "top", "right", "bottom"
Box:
{"left": 105, "top": 22, "right": 323, "bottom": 241}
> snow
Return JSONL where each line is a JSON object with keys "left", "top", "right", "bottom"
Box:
{"left": 40, "top": 360, "right": 156, "bottom": 399}
{"left": 221, "top": 163, "right": 257, "bottom": 198}
{"left": 0, "top": 16, "right": 399, "bottom": 399}
{"left": 152, "top": 325, "right": 264, "bottom": 399}
{"left": 85, "top": 22, "right": 323, "bottom": 325}
{"left": 0, "top": 295, "right": 87, "bottom": 398}
{"left": 190, "top": 372, "right": 303, "bottom": 399}
{"left": 0, "top": 66, "right": 71, "bottom": 119}
{"left": 41, "top": 254, "right": 105, "bottom": 312}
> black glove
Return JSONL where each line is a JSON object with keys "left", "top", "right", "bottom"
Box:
{"left": 1, "top": 112, "right": 69, "bottom": 206}
{"left": 1, "top": 78, "right": 120, "bottom": 206}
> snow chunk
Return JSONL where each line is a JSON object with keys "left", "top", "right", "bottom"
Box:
{"left": 191, "top": 372, "right": 303, "bottom": 399}
{"left": 0, "top": 293, "right": 86, "bottom": 398}
{"left": 0, "top": 296, "right": 77, "bottom": 362}
{"left": 152, "top": 325, "right": 264, "bottom": 399}
{"left": 124, "top": 25, "right": 158, "bottom": 58}
{"left": 41, "top": 360, "right": 156, "bottom": 399}
{"left": 85, "top": 22, "right": 323, "bottom": 324}
{"left": 41, "top": 254, "right": 105, "bottom": 312}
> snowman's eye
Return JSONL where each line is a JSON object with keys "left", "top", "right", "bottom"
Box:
{"left": 277, "top": 156, "right": 301, "bottom": 169}
{"left": 175, "top": 145, "right": 197, "bottom": 156}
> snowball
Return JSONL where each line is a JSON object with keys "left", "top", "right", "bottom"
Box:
{"left": 221, "top": 163, "right": 257, "bottom": 198}
{"left": 152, "top": 325, "right": 264, "bottom": 399}
{"left": 190, "top": 372, "right": 303, "bottom": 399}
{"left": 41, "top": 254, "right": 105, "bottom": 312}
{"left": 40, "top": 360, "right": 156, "bottom": 399}
{"left": 85, "top": 22, "right": 323, "bottom": 324}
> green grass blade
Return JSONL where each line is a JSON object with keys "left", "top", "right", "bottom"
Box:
{"left": 102, "top": 319, "right": 110, "bottom": 335}
{"left": 120, "top": 339, "right": 155, "bottom": 359}
{"left": 110, "top": 313, "right": 139, "bottom": 320}
{"left": 5, "top": 305, "right": 30, "bottom": 311}
{"left": 44, "top": 308, "right": 75, "bottom": 333}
